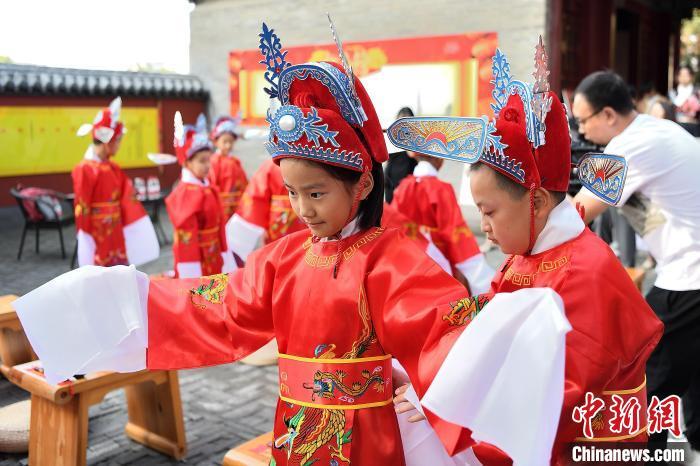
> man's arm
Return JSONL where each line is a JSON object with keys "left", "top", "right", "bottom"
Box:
{"left": 573, "top": 190, "right": 609, "bottom": 224}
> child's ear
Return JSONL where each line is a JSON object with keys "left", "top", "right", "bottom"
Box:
{"left": 532, "top": 187, "right": 550, "bottom": 217}
{"left": 359, "top": 173, "right": 374, "bottom": 200}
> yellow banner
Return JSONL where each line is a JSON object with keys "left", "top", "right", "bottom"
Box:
{"left": 0, "top": 106, "right": 159, "bottom": 177}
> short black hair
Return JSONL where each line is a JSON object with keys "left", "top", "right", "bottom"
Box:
{"left": 574, "top": 71, "right": 635, "bottom": 115}
{"left": 396, "top": 107, "right": 414, "bottom": 118}
{"left": 93, "top": 138, "right": 104, "bottom": 145}
{"left": 315, "top": 160, "right": 384, "bottom": 230}
{"left": 471, "top": 161, "right": 566, "bottom": 204}
{"left": 638, "top": 81, "right": 657, "bottom": 97}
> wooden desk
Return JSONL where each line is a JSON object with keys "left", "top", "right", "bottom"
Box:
{"left": 222, "top": 431, "right": 273, "bottom": 466}
{"left": 0, "top": 295, "right": 36, "bottom": 369}
{"left": 2, "top": 361, "right": 186, "bottom": 466}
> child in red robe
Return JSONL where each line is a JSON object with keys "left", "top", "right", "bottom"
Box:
{"left": 390, "top": 40, "right": 664, "bottom": 465}
{"left": 72, "top": 97, "right": 159, "bottom": 267}
{"left": 208, "top": 115, "right": 248, "bottom": 222}
{"left": 166, "top": 112, "right": 235, "bottom": 278}
{"left": 392, "top": 153, "right": 493, "bottom": 293}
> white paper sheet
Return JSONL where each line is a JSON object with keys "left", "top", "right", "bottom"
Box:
{"left": 422, "top": 288, "right": 571, "bottom": 466}
{"left": 13, "top": 265, "right": 149, "bottom": 384}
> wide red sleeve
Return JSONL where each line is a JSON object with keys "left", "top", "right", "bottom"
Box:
{"left": 71, "top": 163, "right": 94, "bottom": 233}
{"left": 236, "top": 160, "right": 273, "bottom": 228}
{"left": 166, "top": 186, "right": 203, "bottom": 263}
{"left": 117, "top": 165, "right": 147, "bottom": 225}
{"left": 365, "top": 233, "right": 483, "bottom": 455}
{"left": 146, "top": 240, "right": 278, "bottom": 369}
{"left": 432, "top": 183, "right": 480, "bottom": 264}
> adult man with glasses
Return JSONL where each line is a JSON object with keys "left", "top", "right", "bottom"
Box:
{"left": 572, "top": 70, "right": 700, "bottom": 456}
{"left": 574, "top": 101, "right": 637, "bottom": 268}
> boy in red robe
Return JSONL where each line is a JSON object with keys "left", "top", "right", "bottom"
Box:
{"left": 166, "top": 112, "right": 235, "bottom": 278}
{"left": 208, "top": 115, "right": 249, "bottom": 222}
{"left": 72, "top": 97, "right": 159, "bottom": 267}
{"left": 392, "top": 153, "right": 493, "bottom": 293}
{"left": 390, "top": 41, "right": 664, "bottom": 464}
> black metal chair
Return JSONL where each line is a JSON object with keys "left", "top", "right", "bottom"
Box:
{"left": 10, "top": 187, "right": 75, "bottom": 260}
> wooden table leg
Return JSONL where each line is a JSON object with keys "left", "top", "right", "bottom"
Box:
{"left": 28, "top": 394, "right": 89, "bottom": 466}
{"left": 123, "top": 371, "right": 186, "bottom": 460}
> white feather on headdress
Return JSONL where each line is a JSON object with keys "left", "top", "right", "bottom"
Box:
{"left": 108, "top": 96, "right": 122, "bottom": 125}
{"left": 76, "top": 124, "right": 94, "bottom": 137}
{"left": 174, "top": 111, "right": 184, "bottom": 146}
{"left": 195, "top": 113, "right": 207, "bottom": 134}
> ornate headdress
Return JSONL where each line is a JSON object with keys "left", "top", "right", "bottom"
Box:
{"left": 258, "top": 18, "right": 388, "bottom": 173}
{"left": 211, "top": 114, "right": 243, "bottom": 141}
{"left": 173, "top": 112, "right": 213, "bottom": 165}
{"left": 387, "top": 37, "right": 627, "bottom": 206}
{"left": 76, "top": 97, "right": 126, "bottom": 144}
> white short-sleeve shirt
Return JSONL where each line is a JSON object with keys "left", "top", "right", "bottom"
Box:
{"left": 582, "top": 114, "right": 700, "bottom": 291}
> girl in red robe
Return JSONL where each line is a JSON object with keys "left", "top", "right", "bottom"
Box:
{"left": 208, "top": 116, "right": 249, "bottom": 222}
{"left": 72, "top": 97, "right": 159, "bottom": 267}
{"left": 166, "top": 112, "right": 235, "bottom": 278}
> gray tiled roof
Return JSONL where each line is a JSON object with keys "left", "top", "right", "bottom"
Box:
{"left": 0, "top": 63, "right": 208, "bottom": 99}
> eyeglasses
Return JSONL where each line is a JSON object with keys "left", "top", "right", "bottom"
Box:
{"left": 575, "top": 108, "right": 603, "bottom": 127}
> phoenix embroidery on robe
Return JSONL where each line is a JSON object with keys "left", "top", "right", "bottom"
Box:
{"left": 275, "top": 286, "right": 375, "bottom": 464}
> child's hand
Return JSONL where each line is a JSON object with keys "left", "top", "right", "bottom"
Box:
{"left": 393, "top": 384, "right": 427, "bottom": 423}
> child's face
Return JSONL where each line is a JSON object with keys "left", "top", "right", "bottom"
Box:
{"left": 280, "top": 158, "right": 371, "bottom": 238}
{"left": 104, "top": 137, "right": 122, "bottom": 157}
{"left": 215, "top": 133, "right": 236, "bottom": 156}
{"left": 186, "top": 150, "right": 212, "bottom": 180}
{"left": 470, "top": 166, "right": 532, "bottom": 255}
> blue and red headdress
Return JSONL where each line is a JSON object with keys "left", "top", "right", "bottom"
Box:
{"left": 258, "top": 19, "right": 388, "bottom": 174}
{"left": 173, "top": 112, "right": 213, "bottom": 166}
{"left": 210, "top": 114, "right": 243, "bottom": 141}
{"left": 387, "top": 36, "right": 627, "bottom": 206}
